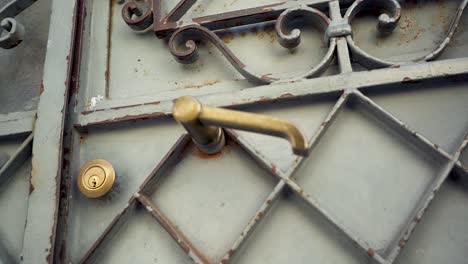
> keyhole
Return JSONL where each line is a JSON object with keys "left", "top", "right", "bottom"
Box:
{"left": 88, "top": 175, "right": 100, "bottom": 189}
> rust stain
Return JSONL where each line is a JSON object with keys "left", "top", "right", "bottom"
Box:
{"left": 222, "top": 32, "right": 234, "bottom": 44}
{"left": 279, "top": 93, "right": 294, "bottom": 99}
{"left": 145, "top": 101, "right": 161, "bottom": 106}
{"left": 29, "top": 163, "right": 37, "bottom": 195}
{"left": 367, "top": 248, "right": 375, "bottom": 257}
{"left": 46, "top": 245, "right": 52, "bottom": 263}
{"left": 265, "top": 27, "right": 276, "bottom": 43}
{"left": 193, "top": 146, "right": 230, "bottom": 159}
{"left": 105, "top": 70, "right": 110, "bottom": 83}
{"left": 79, "top": 131, "right": 88, "bottom": 144}
{"left": 402, "top": 77, "right": 416, "bottom": 83}
{"left": 81, "top": 108, "right": 105, "bottom": 115}
{"left": 40, "top": 80, "right": 45, "bottom": 95}
{"left": 256, "top": 211, "right": 264, "bottom": 220}
{"left": 399, "top": 239, "right": 407, "bottom": 248}
{"left": 29, "top": 181, "right": 35, "bottom": 195}
{"left": 271, "top": 164, "right": 277, "bottom": 174}
{"left": 87, "top": 112, "right": 168, "bottom": 127}
{"left": 258, "top": 96, "right": 271, "bottom": 102}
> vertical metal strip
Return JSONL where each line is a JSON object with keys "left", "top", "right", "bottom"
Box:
{"left": 328, "top": 0, "right": 353, "bottom": 73}
{"left": 20, "top": 0, "right": 77, "bottom": 263}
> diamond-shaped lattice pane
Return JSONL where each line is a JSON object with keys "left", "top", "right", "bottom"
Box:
{"left": 368, "top": 79, "right": 468, "bottom": 153}
{"left": 235, "top": 192, "right": 367, "bottom": 264}
{"left": 293, "top": 100, "right": 446, "bottom": 251}
{"left": 98, "top": 206, "right": 194, "bottom": 264}
{"left": 151, "top": 140, "right": 277, "bottom": 263}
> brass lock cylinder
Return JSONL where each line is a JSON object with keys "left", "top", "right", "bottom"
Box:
{"left": 78, "top": 159, "right": 116, "bottom": 198}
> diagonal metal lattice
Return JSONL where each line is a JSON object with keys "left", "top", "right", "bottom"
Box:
{"left": 74, "top": 88, "right": 467, "bottom": 263}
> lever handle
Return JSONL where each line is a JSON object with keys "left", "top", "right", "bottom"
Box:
{"left": 173, "top": 96, "right": 309, "bottom": 156}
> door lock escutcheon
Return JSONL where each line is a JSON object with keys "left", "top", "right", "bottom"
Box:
{"left": 173, "top": 96, "right": 309, "bottom": 156}
{"left": 78, "top": 159, "right": 116, "bottom": 198}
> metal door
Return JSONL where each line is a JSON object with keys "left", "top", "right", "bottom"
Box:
{"left": 2, "top": 0, "right": 468, "bottom": 263}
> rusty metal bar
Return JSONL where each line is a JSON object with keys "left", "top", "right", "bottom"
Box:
{"left": 350, "top": 90, "right": 468, "bottom": 262}
{"left": 0, "top": 133, "right": 33, "bottom": 187}
{"left": 164, "top": 0, "right": 198, "bottom": 22}
{"left": 21, "top": 0, "right": 77, "bottom": 262}
{"left": 152, "top": 0, "right": 335, "bottom": 37}
{"left": 220, "top": 181, "right": 286, "bottom": 264}
{"left": 76, "top": 57, "right": 468, "bottom": 128}
{"left": 136, "top": 193, "right": 210, "bottom": 264}
{"left": 386, "top": 133, "right": 468, "bottom": 263}
{"left": 283, "top": 177, "right": 387, "bottom": 264}
{"left": 351, "top": 91, "right": 452, "bottom": 162}
{"left": 78, "top": 199, "right": 138, "bottom": 263}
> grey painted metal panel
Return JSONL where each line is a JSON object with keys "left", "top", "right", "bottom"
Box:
{"left": 6, "top": 0, "right": 464, "bottom": 263}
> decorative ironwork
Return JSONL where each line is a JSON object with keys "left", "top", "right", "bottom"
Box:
{"left": 122, "top": 0, "right": 467, "bottom": 81}
{"left": 344, "top": 0, "right": 468, "bottom": 68}
{"left": 0, "top": 0, "right": 37, "bottom": 49}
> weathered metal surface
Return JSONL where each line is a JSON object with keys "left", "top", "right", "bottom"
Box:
{"left": 20, "top": 0, "right": 76, "bottom": 262}
{"left": 34, "top": 0, "right": 468, "bottom": 263}
{"left": 0, "top": 135, "right": 32, "bottom": 264}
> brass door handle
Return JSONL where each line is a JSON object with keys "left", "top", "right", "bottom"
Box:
{"left": 173, "top": 96, "right": 309, "bottom": 156}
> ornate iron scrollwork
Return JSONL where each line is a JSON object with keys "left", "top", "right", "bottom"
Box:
{"left": 122, "top": 0, "right": 467, "bottom": 82}
{"left": 344, "top": 0, "right": 468, "bottom": 69}
{"left": 0, "top": 0, "right": 37, "bottom": 49}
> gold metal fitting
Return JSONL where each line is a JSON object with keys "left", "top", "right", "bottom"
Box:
{"left": 78, "top": 159, "right": 116, "bottom": 198}
{"left": 172, "top": 96, "right": 309, "bottom": 156}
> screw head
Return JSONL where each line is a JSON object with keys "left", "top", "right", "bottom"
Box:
{"left": 78, "top": 160, "right": 115, "bottom": 198}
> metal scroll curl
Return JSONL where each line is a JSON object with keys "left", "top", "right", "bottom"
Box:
{"left": 0, "top": 0, "right": 37, "bottom": 49}
{"left": 121, "top": 1, "right": 154, "bottom": 31}
{"left": 345, "top": 0, "right": 468, "bottom": 69}
{"left": 168, "top": 6, "right": 337, "bottom": 85}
